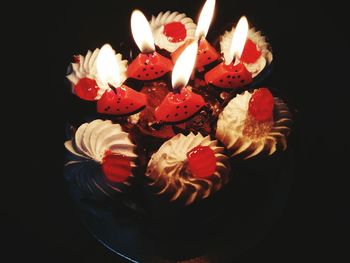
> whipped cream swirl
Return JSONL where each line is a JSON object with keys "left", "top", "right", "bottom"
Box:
{"left": 146, "top": 133, "right": 230, "bottom": 205}
{"left": 64, "top": 119, "right": 137, "bottom": 196}
{"left": 216, "top": 90, "right": 292, "bottom": 159}
{"left": 66, "top": 49, "right": 128, "bottom": 99}
{"left": 220, "top": 27, "right": 273, "bottom": 77}
{"left": 150, "top": 11, "right": 196, "bottom": 52}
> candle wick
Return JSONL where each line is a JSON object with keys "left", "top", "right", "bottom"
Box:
{"left": 108, "top": 83, "right": 118, "bottom": 94}
{"left": 173, "top": 84, "right": 183, "bottom": 94}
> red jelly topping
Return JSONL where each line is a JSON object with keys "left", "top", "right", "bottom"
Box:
{"left": 240, "top": 39, "right": 262, "bottom": 64}
{"left": 187, "top": 146, "right": 216, "bottom": 178}
{"left": 74, "top": 77, "right": 99, "bottom": 101}
{"left": 248, "top": 88, "right": 274, "bottom": 122}
{"left": 102, "top": 150, "right": 132, "bottom": 183}
{"left": 163, "top": 22, "right": 186, "bottom": 43}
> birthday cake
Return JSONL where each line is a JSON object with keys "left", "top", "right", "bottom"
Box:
{"left": 63, "top": 0, "right": 293, "bottom": 259}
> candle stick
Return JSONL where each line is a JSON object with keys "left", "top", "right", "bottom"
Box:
{"left": 171, "top": 0, "right": 219, "bottom": 71}
{"left": 155, "top": 42, "right": 205, "bottom": 124}
{"left": 127, "top": 10, "right": 173, "bottom": 81}
{"left": 96, "top": 44, "right": 146, "bottom": 116}
{"left": 204, "top": 16, "right": 253, "bottom": 89}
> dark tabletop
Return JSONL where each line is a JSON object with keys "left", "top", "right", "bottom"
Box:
{"left": 4, "top": 0, "right": 348, "bottom": 262}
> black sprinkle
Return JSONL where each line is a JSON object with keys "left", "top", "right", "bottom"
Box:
{"left": 203, "top": 51, "right": 207, "bottom": 54}
{"left": 144, "top": 62, "right": 148, "bottom": 65}
{"left": 176, "top": 106, "right": 180, "bottom": 109}
{"left": 185, "top": 111, "right": 188, "bottom": 114}
{"left": 207, "top": 57, "right": 211, "bottom": 60}
{"left": 235, "top": 70, "right": 238, "bottom": 72}
{"left": 143, "top": 68, "right": 147, "bottom": 71}
{"left": 227, "top": 75, "right": 230, "bottom": 78}
{"left": 237, "top": 75, "right": 241, "bottom": 78}
{"left": 196, "top": 105, "right": 200, "bottom": 108}
{"left": 184, "top": 105, "right": 188, "bottom": 108}
{"left": 240, "top": 80, "right": 245, "bottom": 83}
{"left": 219, "top": 79, "right": 223, "bottom": 82}
{"left": 137, "top": 75, "right": 141, "bottom": 78}
{"left": 166, "top": 114, "right": 170, "bottom": 118}
{"left": 146, "top": 73, "right": 149, "bottom": 76}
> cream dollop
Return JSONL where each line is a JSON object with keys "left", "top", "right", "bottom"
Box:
{"left": 220, "top": 27, "right": 273, "bottom": 77}
{"left": 64, "top": 119, "right": 137, "bottom": 163}
{"left": 64, "top": 119, "right": 138, "bottom": 196}
{"left": 216, "top": 90, "right": 292, "bottom": 159}
{"left": 66, "top": 49, "right": 128, "bottom": 99}
{"left": 150, "top": 11, "right": 196, "bottom": 52}
{"left": 146, "top": 133, "right": 230, "bottom": 205}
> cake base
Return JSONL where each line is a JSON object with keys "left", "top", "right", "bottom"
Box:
{"left": 64, "top": 145, "right": 295, "bottom": 262}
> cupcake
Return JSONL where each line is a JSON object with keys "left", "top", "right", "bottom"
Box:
{"left": 149, "top": 11, "right": 196, "bottom": 53}
{"left": 220, "top": 26, "right": 273, "bottom": 79}
{"left": 66, "top": 48, "right": 128, "bottom": 101}
{"left": 64, "top": 119, "right": 138, "bottom": 199}
{"left": 216, "top": 88, "right": 292, "bottom": 159}
{"left": 145, "top": 133, "right": 231, "bottom": 205}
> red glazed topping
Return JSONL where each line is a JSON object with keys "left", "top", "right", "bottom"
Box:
{"left": 127, "top": 52, "right": 173, "bottom": 80}
{"left": 240, "top": 38, "right": 262, "bottom": 64}
{"left": 74, "top": 77, "right": 99, "bottom": 101}
{"left": 96, "top": 85, "right": 146, "bottom": 116}
{"left": 248, "top": 88, "right": 274, "bottom": 122}
{"left": 163, "top": 22, "right": 187, "bottom": 43}
{"left": 187, "top": 146, "right": 216, "bottom": 178}
{"left": 102, "top": 150, "right": 132, "bottom": 183}
{"left": 171, "top": 39, "right": 219, "bottom": 70}
{"left": 204, "top": 61, "right": 252, "bottom": 89}
{"left": 154, "top": 87, "right": 206, "bottom": 124}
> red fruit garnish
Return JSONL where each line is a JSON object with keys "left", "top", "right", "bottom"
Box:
{"left": 240, "top": 38, "right": 262, "bottom": 64}
{"left": 187, "top": 145, "right": 216, "bottom": 178}
{"left": 248, "top": 88, "right": 274, "bottom": 122}
{"left": 204, "top": 61, "right": 252, "bottom": 89}
{"left": 171, "top": 39, "right": 219, "bottom": 70}
{"left": 102, "top": 150, "right": 132, "bottom": 183}
{"left": 74, "top": 77, "right": 99, "bottom": 101}
{"left": 163, "top": 22, "right": 186, "bottom": 43}
{"left": 154, "top": 87, "right": 206, "bottom": 124}
{"left": 97, "top": 85, "right": 146, "bottom": 116}
{"left": 127, "top": 52, "right": 173, "bottom": 80}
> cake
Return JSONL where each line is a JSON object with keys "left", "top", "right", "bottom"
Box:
{"left": 63, "top": 3, "right": 293, "bottom": 260}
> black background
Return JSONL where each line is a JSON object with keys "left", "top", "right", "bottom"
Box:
{"left": 4, "top": 0, "right": 348, "bottom": 262}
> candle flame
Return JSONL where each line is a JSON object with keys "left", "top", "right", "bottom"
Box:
{"left": 131, "top": 10, "right": 155, "bottom": 53}
{"left": 172, "top": 41, "right": 198, "bottom": 89}
{"left": 96, "top": 44, "right": 121, "bottom": 87}
{"left": 195, "top": 0, "right": 216, "bottom": 39}
{"left": 225, "top": 16, "right": 249, "bottom": 65}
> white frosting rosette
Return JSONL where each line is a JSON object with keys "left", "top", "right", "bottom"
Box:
{"left": 66, "top": 49, "right": 128, "bottom": 100}
{"left": 64, "top": 119, "right": 137, "bottom": 197}
{"left": 150, "top": 11, "right": 196, "bottom": 52}
{"left": 220, "top": 27, "right": 273, "bottom": 78}
{"left": 146, "top": 133, "right": 230, "bottom": 205}
{"left": 216, "top": 90, "right": 292, "bottom": 159}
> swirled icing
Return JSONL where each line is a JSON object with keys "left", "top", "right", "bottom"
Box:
{"left": 66, "top": 49, "right": 128, "bottom": 99}
{"left": 150, "top": 11, "right": 196, "bottom": 52}
{"left": 216, "top": 90, "right": 292, "bottom": 159}
{"left": 220, "top": 27, "right": 273, "bottom": 77}
{"left": 64, "top": 119, "right": 137, "bottom": 195}
{"left": 146, "top": 133, "right": 230, "bottom": 205}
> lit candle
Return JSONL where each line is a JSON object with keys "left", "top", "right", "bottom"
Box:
{"left": 154, "top": 41, "right": 205, "bottom": 124}
{"left": 204, "top": 16, "right": 253, "bottom": 89}
{"left": 127, "top": 10, "right": 173, "bottom": 81}
{"left": 96, "top": 44, "right": 146, "bottom": 116}
{"left": 171, "top": 0, "right": 219, "bottom": 71}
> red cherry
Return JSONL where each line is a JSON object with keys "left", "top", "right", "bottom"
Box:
{"left": 163, "top": 22, "right": 186, "bottom": 43}
{"left": 240, "top": 38, "right": 262, "bottom": 64}
{"left": 74, "top": 77, "right": 99, "bottom": 101}
{"left": 187, "top": 146, "right": 216, "bottom": 178}
{"left": 248, "top": 88, "right": 274, "bottom": 122}
{"left": 101, "top": 150, "right": 132, "bottom": 183}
